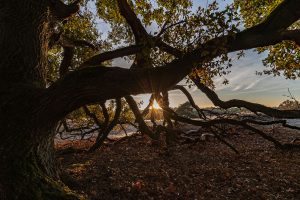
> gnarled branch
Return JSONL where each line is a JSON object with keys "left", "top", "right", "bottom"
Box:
{"left": 43, "top": 0, "right": 300, "bottom": 123}
{"left": 161, "top": 106, "right": 300, "bottom": 150}
{"left": 125, "top": 96, "right": 156, "bottom": 138}
{"left": 192, "top": 76, "right": 300, "bottom": 119}
{"left": 88, "top": 98, "right": 122, "bottom": 152}
{"left": 117, "top": 0, "right": 148, "bottom": 40}
{"left": 80, "top": 45, "right": 143, "bottom": 67}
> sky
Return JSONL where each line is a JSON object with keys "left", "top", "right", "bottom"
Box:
{"left": 90, "top": 0, "right": 300, "bottom": 108}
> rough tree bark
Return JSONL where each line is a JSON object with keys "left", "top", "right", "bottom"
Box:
{"left": 0, "top": 1, "right": 82, "bottom": 199}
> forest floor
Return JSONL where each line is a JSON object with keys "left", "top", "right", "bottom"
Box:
{"left": 56, "top": 125, "right": 300, "bottom": 200}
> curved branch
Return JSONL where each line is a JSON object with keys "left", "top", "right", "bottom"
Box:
{"left": 280, "top": 30, "right": 300, "bottom": 45}
{"left": 45, "top": 65, "right": 187, "bottom": 123}
{"left": 58, "top": 36, "right": 96, "bottom": 77}
{"left": 116, "top": 0, "right": 154, "bottom": 69}
{"left": 100, "top": 102, "right": 110, "bottom": 128}
{"left": 117, "top": 0, "right": 148, "bottom": 40}
{"left": 243, "top": 119, "right": 300, "bottom": 130}
{"left": 162, "top": 107, "right": 300, "bottom": 150}
{"left": 59, "top": 46, "right": 74, "bottom": 77}
{"left": 253, "top": 0, "right": 300, "bottom": 32}
{"left": 60, "top": 37, "right": 96, "bottom": 50}
{"left": 172, "top": 85, "right": 206, "bottom": 119}
{"left": 141, "top": 94, "right": 155, "bottom": 117}
{"left": 83, "top": 106, "right": 102, "bottom": 127}
{"left": 125, "top": 96, "right": 156, "bottom": 138}
{"left": 157, "top": 20, "right": 186, "bottom": 38}
{"left": 80, "top": 45, "right": 143, "bottom": 67}
{"left": 192, "top": 77, "right": 300, "bottom": 119}
{"left": 88, "top": 98, "right": 122, "bottom": 152}
{"left": 156, "top": 39, "right": 184, "bottom": 58}
{"left": 207, "top": 127, "right": 239, "bottom": 154}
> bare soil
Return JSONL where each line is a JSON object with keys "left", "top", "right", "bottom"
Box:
{"left": 56, "top": 126, "right": 300, "bottom": 200}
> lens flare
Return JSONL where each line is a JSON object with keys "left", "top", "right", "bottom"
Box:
{"left": 150, "top": 99, "right": 161, "bottom": 110}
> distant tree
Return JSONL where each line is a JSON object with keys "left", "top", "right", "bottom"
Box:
{"left": 279, "top": 100, "right": 300, "bottom": 110}
{"left": 175, "top": 102, "right": 198, "bottom": 118}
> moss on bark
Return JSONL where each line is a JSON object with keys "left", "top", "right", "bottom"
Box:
{"left": 1, "top": 144, "right": 86, "bottom": 200}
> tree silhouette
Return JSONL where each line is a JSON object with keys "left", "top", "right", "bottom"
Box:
{"left": 1, "top": 0, "right": 300, "bottom": 199}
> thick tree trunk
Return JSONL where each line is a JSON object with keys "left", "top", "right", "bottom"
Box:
{"left": 0, "top": 116, "right": 76, "bottom": 200}
{"left": 0, "top": 88, "right": 82, "bottom": 200}
{"left": 0, "top": 1, "right": 82, "bottom": 199}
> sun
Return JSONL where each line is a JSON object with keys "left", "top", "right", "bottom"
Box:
{"left": 150, "top": 99, "right": 162, "bottom": 110}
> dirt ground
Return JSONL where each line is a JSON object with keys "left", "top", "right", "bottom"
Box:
{"left": 56, "top": 125, "right": 300, "bottom": 200}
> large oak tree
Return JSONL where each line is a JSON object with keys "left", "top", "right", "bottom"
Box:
{"left": 1, "top": 0, "right": 300, "bottom": 199}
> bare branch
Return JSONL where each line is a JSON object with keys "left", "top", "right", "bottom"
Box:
{"left": 157, "top": 20, "right": 187, "bottom": 38}
{"left": 192, "top": 76, "right": 300, "bottom": 119}
{"left": 88, "top": 98, "right": 122, "bottom": 152}
{"left": 83, "top": 106, "right": 102, "bottom": 127}
{"left": 141, "top": 94, "right": 155, "bottom": 117}
{"left": 80, "top": 45, "right": 143, "bottom": 67}
{"left": 243, "top": 119, "right": 300, "bottom": 131}
{"left": 162, "top": 107, "right": 300, "bottom": 150}
{"left": 125, "top": 96, "right": 157, "bottom": 139}
{"left": 210, "top": 128, "right": 239, "bottom": 154}
{"left": 60, "top": 37, "right": 96, "bottom": 50}
{"left": 172, "top": 85, "right": 206, "bottom": 119}
{"left": 117, "top": 0, "right": 148, "bottom": 40}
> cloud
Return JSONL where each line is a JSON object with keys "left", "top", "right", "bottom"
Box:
{"left": 169, "top": 90, "right": 183, "bottom": 96}
{"left": 232, "top": 85, "right": 242, "bottom": 91}
{"left": 191, "top": 86, "right": 198, "bottom": 92}
{"left": 244, "top": 79, "right": 261, "bottom": 90}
